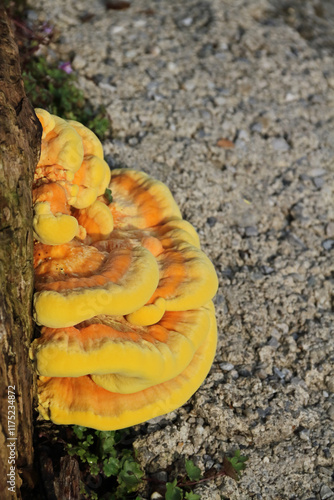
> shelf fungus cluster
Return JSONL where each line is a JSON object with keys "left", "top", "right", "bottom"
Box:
{"left": 31, "top": 109, "right": 218, "bottom": 431}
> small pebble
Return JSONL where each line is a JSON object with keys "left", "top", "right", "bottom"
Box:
{"left": 128, "top": 137, "right": 138, "bottom": 146}
{"left": 182, "top": 17, "right": 193, "bottom": 26}
{"left": 220, "top": 362, "right": 234, "bottom": 371}
{"left": 299, "top": 429, "right": 310, "bottom": 441}
{"left": 251, "top": 122, "right": 262, "bottom": 132}
{"left": 327, "top": 378, "right": 334, "bottom": 393}
{"left": 151, "top": 493, "right": 163, "bottom": 500}
{"left": 268, "top": 337, "right": 279, "bottom": 348}
{"left": 72, "top": 54, "right": 86, "bottom": 70}
{"left": 325, "top": 222, "right": 334, "bottom": 237}
{"left": 291, "top": 377, "right": 306, "bottom": 387}
{"left": 320, "top": 484, "right": 334, "bottom": 500}
{"left": 261, "top": 265, "right": 275, "bottom": 275}
{"left": 206, "top": 216, "right": 217, "bottom": 227}
{"left": 99, "top": 82, "right": 117, "bottom": 93}
{"left": 313, "top": 176, "right": 324, "bottom": 189}
{"left": 238, "top": 368, "right": 252, "bottom": 377}
{"left": 309, "top": 168, "right": 326, "bottom": 177}
{"left": 245, "top": 226, "right": 258, "bottom": 237}
{"left": 257, "top": 407, "right": 272, "bottom": 419}
{"left": 319, "top": 466, "right": 333, "bottom": 477}
{"left": 272, "top": 138, "right": 290, "bottom": 151}
{"left": 111, "top": 25, "right": 124, "bottom": 34}
{"left": 322, "top": 239, "right": 334, "bottom": 251}
{"left": 285, "top": 93, "right": 296, "bottom": 101}
{"left": 27, "top": 9, "right": 38, "bottom": 20}
{"left": 251, "top": 271, "right": 264, "bottom": 281}
{"left": 274, "top": 367, "right": 285, "bottom": 379}
{"left": 327, "top": 405, "right": 334, "bottom": 421}
{"left": 238, "top": 130, "right": 249, "bottom": 141}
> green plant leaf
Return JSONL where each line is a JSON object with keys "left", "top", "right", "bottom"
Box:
{"left": 98, "top": 430, "right": 117, "bottom": 458}
{"left": 73, "top": 426, "right": 87, "bottom": 440}
{"left": 185, "top": 460, "right": 201, "bottom": 481}
{"left": 85, "top": 434, "right": 94, "bottom": 445}
{"left": 185, "top": 492, "right": 200, "bottom": 500}
{"left": 103, "top": 456, "right": 120, "bottom": 477}
{"left": 104, "top": 188, "right": 113, "bottom": 203}
{"left": 118, "top": 458, "right": 144, "bottom": 492}
{"left": 119, "top": 448, "right": 133, "bottom": 463}
{"left": 90, "top": 463, "right": 100, "bottom": 476}
{"left": 165, "top": 479, "right": 183, "bottom": 500}
{"left": 225, "top": 450, "right": 249, "bottom": 481}
{"left": 86, "top": 453, "right": 99, "bottom": 464}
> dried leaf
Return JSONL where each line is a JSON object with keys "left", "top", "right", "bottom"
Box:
{"left": 222, "top": 456, "right": 238, "bottom": 481}
{"left": 216, "top": 138, "right": 235, "bottom": 149}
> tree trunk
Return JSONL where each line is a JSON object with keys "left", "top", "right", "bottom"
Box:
{"left": 0, "top": 8, "right": 41, "bottom": 500}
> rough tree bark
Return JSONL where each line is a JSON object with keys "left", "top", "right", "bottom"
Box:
{"left": 0, "top": 8, "right": 41, "bottom": 500}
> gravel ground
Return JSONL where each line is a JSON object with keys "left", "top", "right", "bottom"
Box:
{"left": 32, "top": 0, "right": 334, "bottom": 498}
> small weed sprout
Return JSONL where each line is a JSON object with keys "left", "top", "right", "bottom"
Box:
{"left": 163, "top": 452, "right": 248, "bottom": 500}
{"left": 226, "top": 449, "right": 249, "bottom": 479}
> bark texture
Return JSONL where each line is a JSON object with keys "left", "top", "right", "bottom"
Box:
{"left": 0, "top": 9, "right": 41, "bottom": 499}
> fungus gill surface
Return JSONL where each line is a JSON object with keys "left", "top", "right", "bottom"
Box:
{"left": 31, "top": 109, "right": 218, "bottom": 430}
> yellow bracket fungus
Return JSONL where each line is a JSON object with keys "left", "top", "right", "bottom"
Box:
{"left": 32, "top": 109, "right": 218, "bottom": 431}
{"left": 36, "top": 110, "right": 84, "bottom": 173}
{"left": 126, "top": 297, "right": 166, "bottom": 326}
{"left": 74, "top": 200, "right": 114, "bottom": 242}
{"left": 30, "top": 304, "right": 211, "bottom": 389}
{"left": 33, "top": 110, "right": 112, "bottom": 245}
{"left": 107, "top": 169, "right": 182, "bottom": 229}
{"left": 34, "top": 243, "right": 160, "bottom": 328}
{"left": 33, "top": 202, "right": 80, "bottom": 245}
{"left": 36, "top": 306, "right": 216, "bottom": 430}
{"left": 67, "top": 119, "right": 104, "bottom": 159}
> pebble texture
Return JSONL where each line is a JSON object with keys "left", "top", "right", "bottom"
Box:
{"left": 33, "top": 0, "right": 334, "bottom": 498}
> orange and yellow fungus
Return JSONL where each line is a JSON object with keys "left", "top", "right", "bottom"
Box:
{"left": 33, "top": 109, "right": 112, "bottom": 245}
{"left": 36, "top": 109, "right": 84, "bottom": 174}
{"left": 105, "top": 169, "right": 182, "bottom": 230}
{"left": 74, "top": 201, "right": 114, "bottom": 243}
{"left": 36, "top": 306, "right": 216, "bottom": 431}
{"left": 32, "top": 110, "right": 218, "bottom": 430}
{"left": 33, "top": 240, "right": 159, "bottom": 328}
{"left": 31, "top": 303, "right": 212, "bottom": 388}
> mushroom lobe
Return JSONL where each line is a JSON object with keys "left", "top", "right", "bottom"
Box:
{"left": 37, "top": 306, "right": 217, "bottom": 430}
{"left": 30, "top": 304, "right": 212, "bottom": 392}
